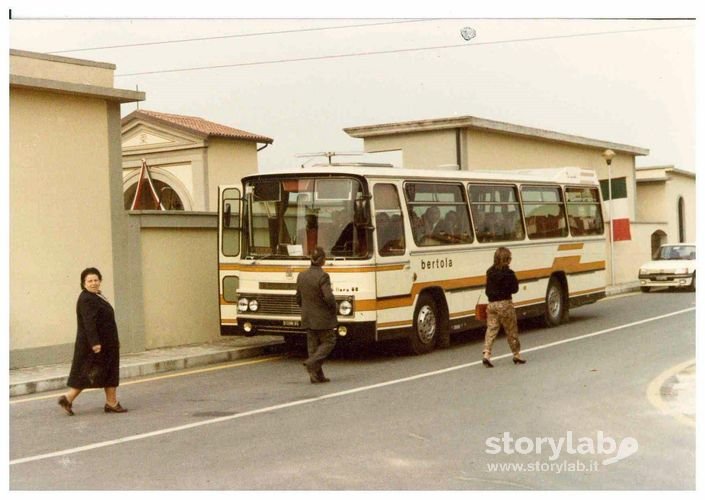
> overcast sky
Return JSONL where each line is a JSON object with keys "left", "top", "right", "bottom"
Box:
{"left": 5, "top": 3, "right": 698, "bottom": 173}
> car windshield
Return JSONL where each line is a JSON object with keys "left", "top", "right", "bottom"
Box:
{"left": 241, "top": 176, "right": 369, "bottom": 260}
{"left": 656, "top": 245, "right": 696, "bottom": 260}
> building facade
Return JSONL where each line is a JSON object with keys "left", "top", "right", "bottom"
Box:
{"left": 10, "top": 49, "right": 144, "bottom": 368}
{"left": 121, "top": 110, "right": 273, "bottom": 212}
{"left": 636, "top": 166, "right": 696, "bottom": 254}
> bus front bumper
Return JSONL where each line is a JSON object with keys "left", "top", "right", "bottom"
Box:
{"left": 221, "top": 319, "right": 378, "bottom": 343}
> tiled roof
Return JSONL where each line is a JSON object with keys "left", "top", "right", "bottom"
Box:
{"left": 122, "top": 109, "right": 273, "bottom": 144}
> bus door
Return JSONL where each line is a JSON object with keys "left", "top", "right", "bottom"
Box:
{"left": 372, "top": 182, "right": 413, "bottom": 303}
{"left": 219, "top": 185, "right": 243, "bottom": 333}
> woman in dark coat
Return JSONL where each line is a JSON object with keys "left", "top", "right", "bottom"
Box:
{"left": 58, "top": 267, "right": 127, "bottom": 415}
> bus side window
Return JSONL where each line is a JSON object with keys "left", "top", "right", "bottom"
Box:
{"left": 374, "top": 183, "right": 406, "bottom": 256}
{"left": 566, "top": 187, "right": 604, "bottom": 236}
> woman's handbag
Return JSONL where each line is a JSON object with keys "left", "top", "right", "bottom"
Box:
{"left": 475, "top": 294, "right": 488, "bottom": 322}
{"left": 81, "top": 354, "right": 105, "bottom": 386}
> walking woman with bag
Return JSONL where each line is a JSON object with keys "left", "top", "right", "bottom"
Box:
{"left": 482, "top": 247, "right": 527, "bottom": 367}
{"left": 58, "top": 268, "right": 127, "bottom": 416}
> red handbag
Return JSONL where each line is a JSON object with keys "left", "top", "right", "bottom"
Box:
{"left": 475, "top": 296, "right": 488, "bottom": 322}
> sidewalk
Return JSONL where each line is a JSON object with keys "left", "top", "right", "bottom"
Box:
{"left": 10, "top": 336, "right": 287, "bottom": 398}
{"left": 9, "top": 282, "right": 641, "bottom": 398}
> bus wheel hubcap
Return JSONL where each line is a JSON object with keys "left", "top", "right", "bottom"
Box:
{"left": 548, "top": 286, "right": 561, "bottom": 318}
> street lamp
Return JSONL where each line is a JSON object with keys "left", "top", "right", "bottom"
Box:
{"left": 602, "top": 149, "right": 616, "bottom": 285}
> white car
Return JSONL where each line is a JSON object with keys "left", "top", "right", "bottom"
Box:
{"left": 638, "top": 243, "right": 696, "bottom": 292}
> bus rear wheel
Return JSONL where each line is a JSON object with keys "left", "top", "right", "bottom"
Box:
{"left": 543, "top": 277, "right": 566, "bottom": 327}
{"left": 409, "top": 294, "right": 438, "bottom": 355}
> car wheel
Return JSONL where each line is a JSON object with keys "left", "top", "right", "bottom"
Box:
{"left": 688, "top": 273, "right": 696, "bottom": 292}
{"left": 640, "top": 286, "right": 651, "bottom": 293}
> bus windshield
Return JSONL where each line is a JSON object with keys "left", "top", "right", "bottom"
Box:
{"left": 242, "top": 176, "right": 369, "bottom": 260}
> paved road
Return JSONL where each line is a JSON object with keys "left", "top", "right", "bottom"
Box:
{"left": 9, "top": 290, "right": 696, "bottom": 489}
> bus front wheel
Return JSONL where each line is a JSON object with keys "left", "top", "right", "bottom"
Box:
{"left": 409, "top": 294, "right": 438, "bottom": 355}
{"left": 543, "top": 277, "right": 566, "bottom": 327}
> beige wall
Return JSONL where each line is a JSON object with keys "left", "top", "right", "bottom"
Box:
{"left": 205, "top": 138, "right": 259, "bottom": 211}
{"left": 363, "top": 129, "right": 458, "bottom": 169}
{"left": 10, "top": 88, "right": 116, "bottom": 351}
{"left": 635, "top": 182, "right": 666, "bottom": 223}
{"left": 10, "top": 50, "right": 143, "bottom": 369}
{"left": 139, "top": 226, "right": 220, "bottom": 348}
{"left": 10, "top": 50, "right": 115, "bottom": 87}
{"left": 465, "top": 129, "right": 597, "bottom": 170}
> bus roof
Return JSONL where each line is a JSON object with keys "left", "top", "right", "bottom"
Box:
{"left": 242, "top": 165, "right": 600, "bottom": 186}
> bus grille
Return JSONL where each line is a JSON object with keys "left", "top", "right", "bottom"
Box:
{"left": 252, "top": 294, "right": 300, "bottom": 315}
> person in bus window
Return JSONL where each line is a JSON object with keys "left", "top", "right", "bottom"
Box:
{"left": 410, "top": 210, "right": 425, "bottom": 243}
{"left": 422, "top": 206, "right": 442, "bottom": 235}
{"left": 295, "top": 247, "right": 337, "bottom": 383}
{"left": 436, "top": 210, "right": 461, "bottom": 242}
{"left": 482, "top": 247, "right": 526, "bottom": 367}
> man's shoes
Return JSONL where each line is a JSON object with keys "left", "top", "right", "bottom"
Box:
{"left": 513, "top": 356, "right": 527, "bottom": 365}
{"left": 482, "top": 357, "right": 494, "bottom": 368}
{"left": 104, "top": 402, "right": 128, "bottom": 413}
{"left": 58, "top": 395, "right": 74, "bottom": 416}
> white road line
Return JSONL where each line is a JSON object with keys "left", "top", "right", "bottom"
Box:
{"left": 10, "top": 307, "right": 695, "bottom": 467}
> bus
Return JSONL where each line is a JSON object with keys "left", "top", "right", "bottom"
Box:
{"left": 218, "top": 165, "right": 606, "bottom": 354}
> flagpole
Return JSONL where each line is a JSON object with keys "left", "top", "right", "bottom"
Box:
{"left": 602, "top": 149, "right": 616, "bottom": 286}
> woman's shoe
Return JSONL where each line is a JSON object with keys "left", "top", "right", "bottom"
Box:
{"left": 104, "top": 402, "right": 128, "bottom": 413}
{"left": 58, "top": 395, "right": 74, "bottom": 416}
{"left": 513, "top": 357, "right": 527, "bottom": 365}
{"left": 482, "top": 358, "right": 494, "bottom": 368}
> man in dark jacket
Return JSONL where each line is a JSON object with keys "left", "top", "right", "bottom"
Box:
{"left": 295, "top": 247, "right": 338, "bottom": 383}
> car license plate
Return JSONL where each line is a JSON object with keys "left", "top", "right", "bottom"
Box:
{"left": 283, "top": 320, "right": 300, "bottom": 326}
{"left": 655, "top": 276, "right": 669, "bottom": 281}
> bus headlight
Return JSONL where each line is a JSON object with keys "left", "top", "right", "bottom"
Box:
{"left": 338, "top": 300, "right": 353, "bottom": 316}
{"left": 248, "top": 299, "right": 259, "bottom": 312}
{"left": 238, "top": 298, "right": 249, "bottom": 312}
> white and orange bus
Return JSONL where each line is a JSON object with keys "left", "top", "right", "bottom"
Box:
{"left": 218, "top": 165, "right": 606, "bottom": 354}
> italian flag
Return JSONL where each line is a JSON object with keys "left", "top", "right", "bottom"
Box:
{"left": 602, "top": 177, "right": 631, "bottom": 241}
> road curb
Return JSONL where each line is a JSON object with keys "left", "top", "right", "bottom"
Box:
{"left": 646, "top": 359, "right": 696, "bottom": 428}
{"left": 605, "top": 281, "right": 641, "bottom": 296}
{"left": 10, "top": 341, "right": 288, "bottom": 398}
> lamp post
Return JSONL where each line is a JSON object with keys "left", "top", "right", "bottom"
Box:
{"left": 602, "top": 149, "right": 616, "bottom": 285}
